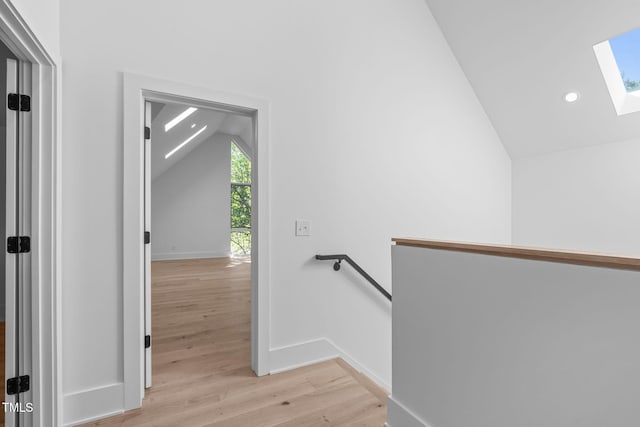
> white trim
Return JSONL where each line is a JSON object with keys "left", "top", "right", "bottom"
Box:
{"left": 269, "top": 337, "right": 391, "bottom": 391}
{"left": 386, "top": 397, "right": 432, "bottom": 427}
{"left": 62, "top": 383, "right": 124, "bottom": 426}
{"left": 0, "top": 2, "right": 60, "bottom": 426}
{"left": 123, "top": 72, "right": 271, "bottom": 410}
{"left": 269, "top": 338, "right": 339, "bottom": 374}
{"left": 151, "top": 251, "right": 230, "bottom": 261}
{"left": 18, "top": 55, "right": 34, "bottom": 427}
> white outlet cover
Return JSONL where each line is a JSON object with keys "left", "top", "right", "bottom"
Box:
{"left": 296, "top": 219, "right": 311, "bottom": 236}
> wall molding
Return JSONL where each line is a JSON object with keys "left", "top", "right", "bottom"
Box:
{"left": 151, "top": 251, "right": 230, "bottom": 261}
{"left": 63, "top": 383, "right": 124, "bottom": 426}
{"left": 386, "top": 396, "right": 432, "bottom": 427}
{"left": 269, "top": 337, "right": 391, "bottom": 391}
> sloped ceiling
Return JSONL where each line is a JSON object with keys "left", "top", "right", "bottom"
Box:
{"left": 150, "top": 102, "right": 253, "bottom": 180}
{"left": 425, "top": 0, "right": 640, "bottom": 158}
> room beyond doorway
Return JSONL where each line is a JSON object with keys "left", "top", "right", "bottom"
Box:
{"left": 144, "top": 99, "right": 255, "bottom": 392}
{"left": 147, "top": 101, "right": 254, "bottom": 261}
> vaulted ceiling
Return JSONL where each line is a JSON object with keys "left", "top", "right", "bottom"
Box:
{"left": 150, "top": 102, "right": 253, "bottom": 180}
{"left": 425, "top": 0, "right": 640, "bottom": 158}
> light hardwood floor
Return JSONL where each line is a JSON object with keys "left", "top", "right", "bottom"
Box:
{"left": 85, "top": 257, "right": 387, "bottom": 426}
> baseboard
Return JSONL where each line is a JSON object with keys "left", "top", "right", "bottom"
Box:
{"left": 386, "top": 396, "right": 432, "bottom": 427}
{"left": 63, "top": 383, "right": 124, "bottom": 426}
{"left": 270, "top": 338, "right": 339, "bottom": 373}
{"left": 151, "top": 250, "right": 229, "bottom": 260}
{"left": 269, "top": 337, "right": 391, "bottom": 391}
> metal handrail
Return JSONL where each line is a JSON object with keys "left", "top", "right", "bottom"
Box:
{"left": 315, "top": 254, "right": 392, "bottom": 302}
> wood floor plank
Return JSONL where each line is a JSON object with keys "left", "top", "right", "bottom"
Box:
{"left": 83, "top": 257, "right": 387, "bottom": 426}
{"left": 334, "top": 359, "right": 390, "bottom": 403}
{"left": 276, "top": 395, "right": 385, "bottom": 427}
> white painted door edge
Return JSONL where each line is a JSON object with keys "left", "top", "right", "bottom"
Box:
{"left": 143, "top": 101, "right": 152, "bottom": 389}
{"left": 5, "top": 57, "right": 19, "bottom": 427}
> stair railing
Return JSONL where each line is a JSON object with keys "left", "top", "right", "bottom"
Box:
{"left": 315, "top": 254, "right": 392, "bottom": 302}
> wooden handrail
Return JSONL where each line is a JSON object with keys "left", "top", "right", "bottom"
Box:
{"left": 392, "top": 238, "right": 640, "bottom": 271}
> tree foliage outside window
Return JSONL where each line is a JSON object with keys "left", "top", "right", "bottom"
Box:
{"left": 231, "top": 142, "right": 251, "bottom": 183}
{"left": 622, "top": 74, "right": 640, "bottom": 92}
{"left": 230, "top": 142, "right": 252, "bottom": 255}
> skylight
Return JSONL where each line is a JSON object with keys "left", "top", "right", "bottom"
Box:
{"left": 165, "top": 126, "right": 208, "bottom": 159}
{"left": 594, "top": 27, "right": 640, "bottom": 115}
{"left": 609, "top": 28, "right": 640, "bottom": 93}
{"left": 164, "top": 107, "right": 197, "bottom": 132}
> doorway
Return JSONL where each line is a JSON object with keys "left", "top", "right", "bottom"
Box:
{"left": 122, "top": 73, "right": 271, "bottom": 410}
{"left": 2, "top": 40, "right": 32, "bottom": 427}
{"left": 0, "top": 38, "right": 16, "bottom": 427}
{"left": 0, "top": 4, "right": 60, "bottom": 426}
{"left": 144, "top": 100, "right": 255, "bottom": 389}
{"left": 3, "top": 43, "right": 30, "bottom": 427}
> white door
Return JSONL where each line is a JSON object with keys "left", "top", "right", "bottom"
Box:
{"left": 4, "top": 58, "right": 32, "bottom": 427}
{"left": 5, "top": 57, "right": 19, "bottom": 427}
{"left": 144, "top": 101, "right": 152, "bottom": 388}
{"left": 17, "top": 58, "right": 32, "bottom": 427}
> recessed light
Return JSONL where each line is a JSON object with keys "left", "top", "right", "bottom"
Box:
{"left": 165, "top": 126, "right": 208, "bottom": 159}
{"left": 164, "top": 107, "right": 197, "bottom": 132}
{"left": 564, "top": 92, "right": 580, "bottom": 103}
{"left": 191, "top": 123, "right": 196, "bottom": 128}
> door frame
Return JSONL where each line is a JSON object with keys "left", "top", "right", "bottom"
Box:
{"left": 122, "top": 72, "right": 271, "bottom": 410}
{"left": 0, "top": 3, "right": 60, "bottom": 426}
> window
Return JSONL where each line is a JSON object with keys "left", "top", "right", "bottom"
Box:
{"left": 594, "top": 27, "right": 640, "bottom": 115}
{"left": 609, "top": 28, "right": 640, "bottom": 93}
{"left": 230, "top": 141, "right": 251, "bottom": 255}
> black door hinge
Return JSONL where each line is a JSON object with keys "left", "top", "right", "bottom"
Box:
{"left": 8, "top": 93, "right": 30, "bottom": 112}
{"left": 144, "top": 126, "right": 151, "bottom": 140}
{"left": 145, "top": 335, "right": 151, "bottom": 349}
{"left": 6, "top": 375, "right": 30, "bottom": 395}
{"left": 7, "top": 236, "right": 30, "bottom": 253}
{"left": 144, "top": 231, "right": 150, "bottom": 244}
{"left": 8, "top": 93, "right": 18, "bottom": 110}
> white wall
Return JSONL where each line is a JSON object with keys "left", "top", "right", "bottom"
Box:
{"left": 390, "top": 244, "right": 640, "bottom": 427}
{"left": 59, "top": 0, "right": 511, "bottom": 422}
{"left": 151, "top": 134, "right": 231, "bottom": 260}
{"left": 513, "top": 139, "right": 640, "bottom": 255}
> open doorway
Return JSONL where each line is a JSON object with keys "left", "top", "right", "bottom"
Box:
{"left": 144, "top": 100, "right": 255, "bottom": 394}
{"left": 2, "top": 40, "right": 31, "bottom": 427}
{"left": 123, "top": 74, "right": 271, "bottom": 410}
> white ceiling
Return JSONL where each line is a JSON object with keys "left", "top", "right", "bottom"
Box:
{"left": 150, "top": 102, "right": 253, "bottom": 180}
{"left": 424, "top": 0, "right": 640, "bottom": 158}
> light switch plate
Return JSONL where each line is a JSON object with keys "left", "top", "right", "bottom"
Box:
{"left": 296, "top": 219, "right": 311, "bottom": 236}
